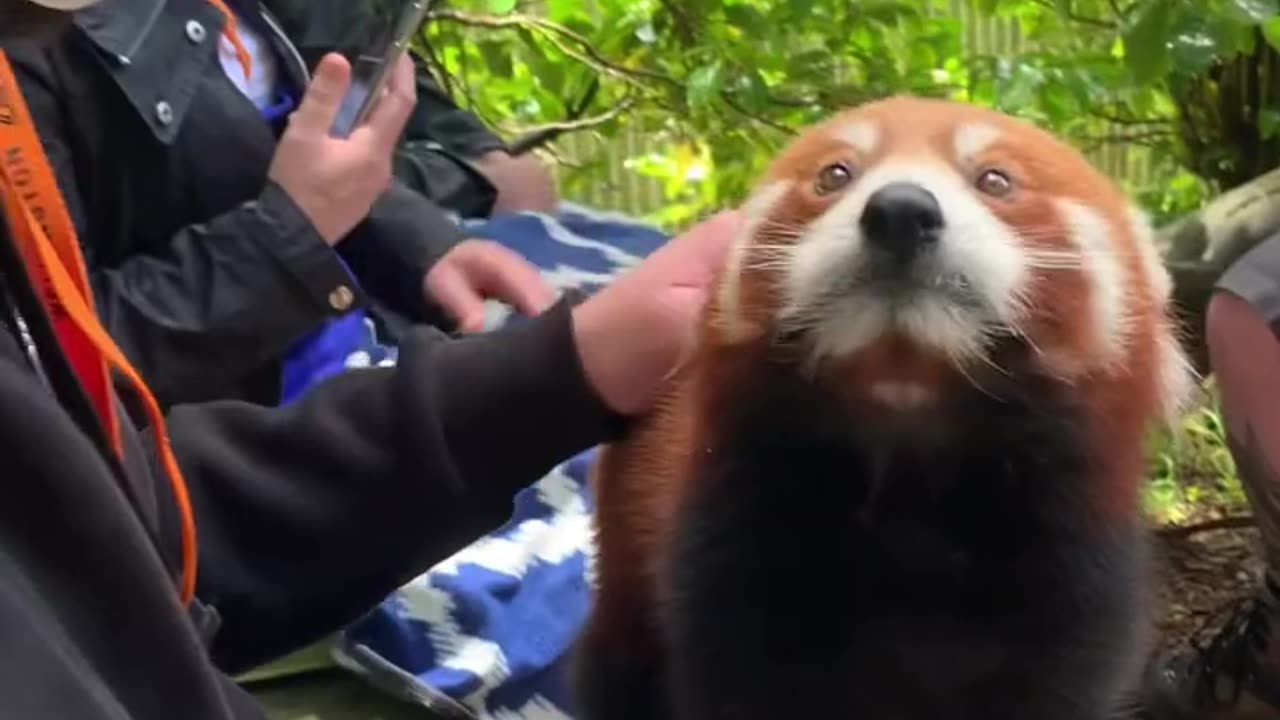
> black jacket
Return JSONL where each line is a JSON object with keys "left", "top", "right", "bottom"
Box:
{"left": 0, "top": 172, "right": 621, "bottom": 718}
{"left": 7, "top": 0, "right": 508, "bottom": 410}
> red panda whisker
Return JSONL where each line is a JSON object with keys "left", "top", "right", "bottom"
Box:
{"left": 1006, "top": 319, "right": 1048, "bottom": 361}
{"left": 949, "top": 346, "right": 1006, "bottom": 402}
{"left": 742, "top": 263, "right": 795, "bottom": 274}
{"left": 759, "top": 218, "right": 805, "bottom": 229}
{"left": 757, "top": 225, "right": 807, "bottom": 239}
{"left": 973, "top": 343, "right": 1013, "bottom": 378}
{"left": 1025, "top": 262, "right": 1087, "bottom": 272}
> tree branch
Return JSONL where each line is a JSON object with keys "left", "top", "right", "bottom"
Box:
{"left": 1079, "top": 128, "right": 1175, "bottom": 152}
{"left": 718, "top": 92, "right": 798, "bottom": 135}
{"left": 507, "top": 95, "right": 638, "bottom": 154}
{"left": 1107, "top": 0, "right": 1136, "bottom": 22}
{"left": 426, "top": 9, "right": 678, "bottom": 88}
{"left": 1088, "top": 108, "right": 1175, "bottom": 126}
{"left": 658, "top": 0, "right": 699, "bottom": 47}
{"left": 1156, "top": 515, "right": 1256, "bottom": 539}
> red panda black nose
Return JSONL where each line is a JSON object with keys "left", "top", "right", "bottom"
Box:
{"left": 860, "top": 182, "right": 944, "bottom": 267}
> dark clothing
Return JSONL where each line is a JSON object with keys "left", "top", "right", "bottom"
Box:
{"left": 6, "top": 0, "right": 506, "bottom": 410}
{"left": 1218, "top": 231, "right": 1280, "bottom": 333}
{"left": 0, "top": 181, "right": 622, "bottom": 718}
{"left": 261, "top": 0, "right": 511, "bottom": 217}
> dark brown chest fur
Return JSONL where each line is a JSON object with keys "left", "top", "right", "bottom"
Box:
{"left": 573, "top": 355, "right": 1150, "bottom": 720}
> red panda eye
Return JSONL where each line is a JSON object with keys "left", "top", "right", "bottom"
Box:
{"left": 815, "top": 163, "right": 854, "bottom": 196}
{"left": 976, "top": 168, "right": 1013, "bottom": 197}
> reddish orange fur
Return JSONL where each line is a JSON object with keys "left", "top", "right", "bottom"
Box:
{"left": 586, "top": 95, "right": 1184, "bottom": 647}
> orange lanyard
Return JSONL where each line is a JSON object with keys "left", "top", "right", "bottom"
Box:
{"left": 0, "top": 51, "right": 198, "bottom": 607}
{"left": 208, "top": 0, "right": 253, "bottom": 81}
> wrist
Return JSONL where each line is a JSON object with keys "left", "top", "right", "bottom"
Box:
{"left": 266, "top": 177, "right": 343, "bottom": 247}
{"left": 570, "top": 290, "right": 676, "bottom": 418}
{"left": 571, "top": 293, "right": 616, "bottom": 414}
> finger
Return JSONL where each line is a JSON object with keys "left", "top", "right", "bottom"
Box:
{"left": 426, "top": 262, "right": 489, "bottom": 333}
{"left": 643, "top": 210, "right": 743, "bottom": 290}
{"left": 360, "top": 54, "right": 417, "bottom": 154}
{"left": 287, "top": 53, "right": 352, "bottom": 136}
{"left": 669, "top": 211, "right": 741, "bottom": 268}
{"left": 457, "top": 243, "right": 557, "bottom": 316}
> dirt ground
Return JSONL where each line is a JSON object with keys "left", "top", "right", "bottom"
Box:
{"left": 1153, "top": 523, "right": 1263, "bottom": 655}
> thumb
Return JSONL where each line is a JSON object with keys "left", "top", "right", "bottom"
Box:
{"left": 288, "top": 53, "right": 351, "bottom": 136}
{"left": 633, "top": 211, "right": 742, "bottom": 294}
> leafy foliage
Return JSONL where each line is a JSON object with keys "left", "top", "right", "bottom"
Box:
{"left": 978, "top": 0, "right": 1280, "bottom": 219}
{"left": 1144, "top": 379, "right": 1246, "bottom": 525}
{"left": 418, "top": 0, "right": 1280, "bottom": 229}
{"left": 418, "top": 0, "right": 973, "bottom": 225}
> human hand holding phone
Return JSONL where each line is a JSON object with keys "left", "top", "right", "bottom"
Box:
{"left": 267, "top": 52, "right": 416, "bottom": 246}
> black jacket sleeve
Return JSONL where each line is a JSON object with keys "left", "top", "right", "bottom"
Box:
{"left": 404, "top": 56, "right": 509, "bottom": 158}
{"left": 13, "top": 52, "right": 361, "bottom": 409}
{"left": 159, "top": 298, "right": 623, "bottom": 673}
{"left": 338, "top": 183, "right": 466, "bottom": 331}
{"left": 388, "top": 56, "right": 510, "bottom": 217}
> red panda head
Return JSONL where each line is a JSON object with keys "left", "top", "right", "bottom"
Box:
{"left": 710, "top": 95, "right": 1194, "bottom": 427}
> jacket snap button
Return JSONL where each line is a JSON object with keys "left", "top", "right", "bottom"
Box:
{"left": 185, "top": 20, "right": 207, "bottom": 44}
{"left": 154, "top": 101, "right": 174, "bottom": 126}
{"left": 328, "top": 285, "right": 355, "bottom": 312}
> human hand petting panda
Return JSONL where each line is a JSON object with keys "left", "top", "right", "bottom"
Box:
{"left": 573, "top": 210, "right": 742, "bottom": 416}
{"left": 424, "top": 239, "right": 558, "bottom": 333}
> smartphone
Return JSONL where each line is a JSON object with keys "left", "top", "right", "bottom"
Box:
{"left": 329, "top": 0, "right": 433, "bottom": 138}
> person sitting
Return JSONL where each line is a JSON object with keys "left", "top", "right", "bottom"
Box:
{"left": 0, "top": 5, "right": 740, "bottom": 717}
{"left": 1142, "top": 234, "right": 1280, "bottom": 718}
{"left": 6, "top": 0, "right": 555, "bottom": 410}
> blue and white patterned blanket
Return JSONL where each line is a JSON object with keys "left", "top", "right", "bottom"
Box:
{"left": 283, "top": 203, "right": 671, "bottom": 719}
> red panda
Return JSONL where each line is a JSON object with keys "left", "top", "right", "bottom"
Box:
{"left": 571, "top": 95, "right": 1196, "bottom": 720}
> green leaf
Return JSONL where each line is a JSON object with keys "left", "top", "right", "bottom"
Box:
{"left": 1169, "top": 30, "right": 1220, "bottom": 73}
{"left": 686, "top": 63, "right": 724, "bottom": 110}
{"left": 477, "top": 41, "right": 513, "bottom": 77}
{"left": 723, "top": 4, "right": 767, "bottom": 34}
{"left": 1261, "top": 107, "right": 1280, "bottom": 139}
{"left": 1266, "top": 16, "right": 1280, "bottom": 48}
{"left": 1227, "top": 0, "right": 1280, "bottom": 23}
{"left": 1122, "top": 0, "right": 1174, "bottom": 83}
{"left": 635, "top": 23, "right": 658, "bottom": 44}
{"left": 487, "top": 0, "right": 519, "bottom": 14}
{"left": 545, "top": 0, "right": 584, "bottom": 20}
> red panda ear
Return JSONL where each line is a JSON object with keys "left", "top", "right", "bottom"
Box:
{"left": 1155, "top": 326, "right": 1197, "bottom": 426}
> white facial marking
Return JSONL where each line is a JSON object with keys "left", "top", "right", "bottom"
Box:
{"left": 1056, "top": 200, "right": 1130, "bottom": 366}
{"left": 870, "top": 381, "right": 932, "bottom": 410}
{"left": 782, "top": 160, "right": 1029, "bottom": 363}
{"left": 953, "top": 123, "right": 1002, "bottom": 161}
{"left": 1126, "top": 204, "right": 1192, "bottom": 420}
{"left": 716, "top": 180, "right": 794, "bottom": 342}
{"left": 1126, "top": 204, "right": 1173, "bottom": 303}
{"left": 1126, "top": 203, "right": 1197, "bottom": 421}
{"left": 834, "top": 122, "right": 880, "bottom": 155}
